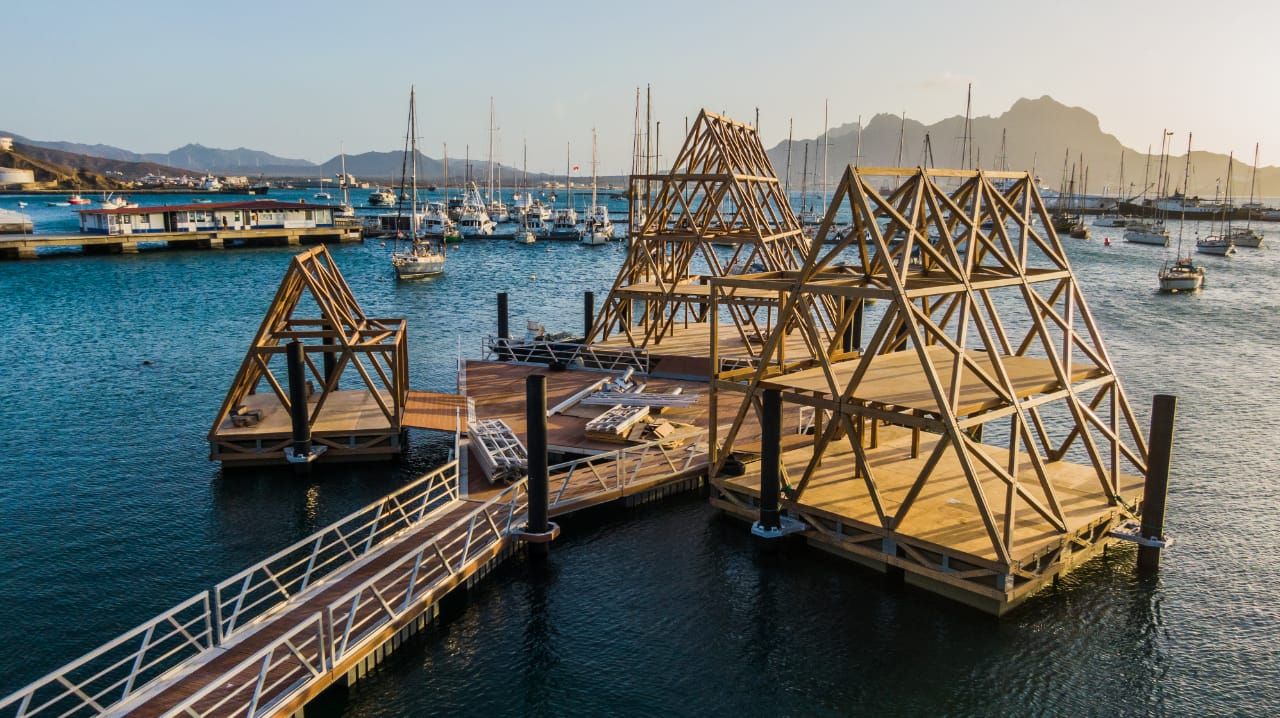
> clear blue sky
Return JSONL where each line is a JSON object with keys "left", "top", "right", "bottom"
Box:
{"left": 6, "top": 0, "right": 1278, "bottom": 172}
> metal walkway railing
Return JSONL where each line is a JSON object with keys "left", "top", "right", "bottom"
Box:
{"left": 0, "top": 462, "right": 465, "bottom": 718}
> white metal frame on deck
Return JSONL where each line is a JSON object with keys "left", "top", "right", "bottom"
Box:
{"left": 481, "top": 336, "right": 651, "bottom": 374}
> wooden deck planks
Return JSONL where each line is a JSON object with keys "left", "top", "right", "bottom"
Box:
{"left": 403, "top": 390, "right": 467, "bottom": 432}
{"left": 759, "top": 346, "right": 1104, "bottom": 416}
{"left": 720, "top": 425, "right": 1143, "bottom": 564}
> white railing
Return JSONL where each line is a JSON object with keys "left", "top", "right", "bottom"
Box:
{"left": 0, "top": 592, "right": 213, "bottom": 718}
{"left": 326, "top": 480, "right": 530, "bottom": 665}
{"left": 547, "top": 434, "right": 705, "bottom": 509}
{"left": 158, "top": 612, "right": 327, "bottom": 718}
{"left": 482, "top": 336, "right": 650, "bottom": 373}
{"left": 215, "top": 462, "right": 460, "bottom": 642}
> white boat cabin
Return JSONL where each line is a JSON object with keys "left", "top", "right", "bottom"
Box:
{"left": 78, "top": 200, "right": 334, "bottom": 235}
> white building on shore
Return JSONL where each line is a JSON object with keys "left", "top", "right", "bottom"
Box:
{"left": 78, "top": 200, "right": 335, "bottom": 235}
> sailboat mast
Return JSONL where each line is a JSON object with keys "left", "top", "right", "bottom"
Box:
{"left": 565, "top": 142, "right": 572, "bottom": 211}
{"left": 442, "top": 143, "right": 449, "bottom": 204}
{"left": 822, "top": 99, "right": 829, "bottom": 208}
{"left": 340, "top": 141, "right": 349, "bottom": 207}
{"left": 1142, "top": 144, "right": 1152, "bottom": 203}
{"left": 1117, "top": 150, "right": 1125, "bottom": 205}
{"left": 1177, "top": 132, "right": 1192, "bottom": 253}
{"left": 487, "top": 97, "right": 495, "bottom": 202}
{"left": 410, "top": 86, "right": 418, "bottom": 236}
{"left": 800, "top": 143, "right": 809, "bottom": 213}
{"left": 591, "top": 128, "right": 598, "bottom": 209}
{"left": 784, "top": 118, "right": 793, "bottom": 197}
{"left": 1248, "top": 142, "right": 1259, "bottom": 229}
{"left": 855, "top": 114, "right": 862, "bottom": 167}
{"left": 896, "top": 112, "right": 905, "bottom": 167}
{"left": 961, "top": 83, "right": 972, "bottom": 170}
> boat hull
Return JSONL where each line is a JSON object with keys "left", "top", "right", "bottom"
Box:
{"left": 1196, "top": 243, "right": 1236, "bottom": 256}
{"left": 1124, "top": 230, "right": 1170, "bottom": 246}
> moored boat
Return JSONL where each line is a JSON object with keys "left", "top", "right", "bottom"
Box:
{"left": 389, "top": 86, "right": 446, "bottom": 279}
{"left": 1124, "top": 220, "right": 1171, "bottom": 246}
{"left": 1195, "top": 237, "right": 1236, "bottom": 256}
{"left": 1158, "top": 256, "right": 1205, "bottom": 292}
{"left": 368, "top": 187, "right": 397, "bottom": 207}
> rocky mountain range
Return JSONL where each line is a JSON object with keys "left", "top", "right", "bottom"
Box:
{"left": 766, "top": 96, "right": 1278, "bottom": 199}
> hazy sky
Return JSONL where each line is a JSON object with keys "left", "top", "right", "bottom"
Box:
{"left": 6, "top": 0, "right": 1279, "bottom": 173}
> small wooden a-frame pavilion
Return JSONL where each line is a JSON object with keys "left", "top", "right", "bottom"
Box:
{"left": 586, "top": 109, "right": 812, "bottom": 372}
{"left": 209, "top": 246, "right": 408, "bottom": 465}
{"left": 710, "top": 166, "right": 1150, "bottom": 613}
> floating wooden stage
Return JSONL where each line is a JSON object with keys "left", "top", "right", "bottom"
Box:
{"left": 210, "top": 390, "right": 403, "bottom": 465}
{"left": 0, "top": 224, "right": 360, "bottom": 260}
{"left": 714, "top": 425, "right": 1144, "bottom": 614}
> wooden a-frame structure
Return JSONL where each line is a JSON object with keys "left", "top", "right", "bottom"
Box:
{"left": 209, "top": 246, "right": 408, "bottom": 465}
{"left": 710, "top": 167, "right": 1148, "bottom": 594}
{"left": 586, "top": 109, "right": 811, "bottom": 351}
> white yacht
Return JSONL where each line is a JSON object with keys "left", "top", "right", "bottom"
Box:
{"left": 458, "top": 207, "right": 496, "bottom": 237}
{"left": 199, "top": 175, "right": 222, "bottom": 191}
{"left": 550, "top": 207, "right": 580, "bottom": 239}
{"left": 1124, "top": 220, "right": 1171, "bottom": 246}
{"left": 368, "top": 187, "right": 397, "bottom": 207}
{"left": 487, "top": 200, "right": 510, "bottom": 224}
{"left": 422, "top": 201, "right": 457, "bottom": 237}
{"left": 524, "top": 212, "right": 551, "bottom": 237}
{"left": 1195, "top": 237, "right": 1236, "bottom": 256}
{"left": 1225, "top": 227, "right": 1263, "bottom": 248}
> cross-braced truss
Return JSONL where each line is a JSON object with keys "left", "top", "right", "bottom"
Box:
{"left": 210, "top": 246, "right": 408, "bottom": 450}
{"left": 711, "top": 167, "right": 1148, "bottom": 567}
{"left": 587, "top": 109, "right": 811, "bottom": 350}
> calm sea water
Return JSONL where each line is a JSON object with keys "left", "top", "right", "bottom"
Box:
{"left": 0, "top": 194, "right": 1278, "bottom": 716}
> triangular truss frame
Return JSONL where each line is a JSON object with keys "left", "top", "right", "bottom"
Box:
{"left": 209, "top": 245, "right": 408, "bottom": 440}
{"left": 587, "top": 109, "right": 811, "bottom": 349}
{"left": 710, "top": 167, "right": 1149, "bottom": 565}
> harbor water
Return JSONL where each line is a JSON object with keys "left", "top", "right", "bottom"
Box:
{"left": 0, "top": 200, "right": 1277, "bottom": 715}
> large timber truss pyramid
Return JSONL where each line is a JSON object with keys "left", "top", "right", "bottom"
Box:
{"left": 711, "top": 166, "right": 1150, "bottom": 565}
{"left": 587, "top": 109, "right": 810, "bottom": 349}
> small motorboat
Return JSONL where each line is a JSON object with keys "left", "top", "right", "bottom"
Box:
{"left": 16, "top": 201, "right": 27, "bottom": 208}
{"left": 515, "top": 229, "right": 536, "bottom": 245}
{"left": 67, "top": 194, "right": 92, "bottom": 205}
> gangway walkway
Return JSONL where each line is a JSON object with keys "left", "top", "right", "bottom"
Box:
{"left": 0, "top": 437, "right": 707, "bottom": 718}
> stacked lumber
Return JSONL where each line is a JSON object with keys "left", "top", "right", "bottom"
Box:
{"left": 470, "top": 418, "right": 528, "bottom": 484}
{"left": 584, "top": 405, "right": 650, "bottom": 442}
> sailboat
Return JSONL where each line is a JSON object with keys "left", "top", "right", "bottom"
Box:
{"left": 797, "top": 143, "right": 820, "bottom": 226}
{"left": 1158, "top": 133, "right": 1205, "bottom": 293}
{"left": 485, "top": 98, "right": 510, "bottom": 223}
{"left": 1126, "top": 133, "right": 1172, "bottom": 246}
{"left": 514, "top": 141, "right": 537, "bottom": 244}
{"left": 1228, "top": 143, "right": 1264, "bottom": 248}
{"left": 1197, "top": 151, "right": 1239, "bottom": 257}
{"left": 582, "top": 128, "right": 613, "bottom": 245}
{"left": 550, "top": 143, "right": 580, "bottom": 239}
{"left": 335, "top": 144, "right": 355, "bottom": 218}
{"left": 1094, "top": 151, "right": 1128, "bottom": 227}
{"left": 390, "top": 86, "right": 446, "bottom": 280}
{"left": 424, "top": 143, "right": 459, "bottom": 240}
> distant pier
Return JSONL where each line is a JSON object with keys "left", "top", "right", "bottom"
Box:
{"left": 0, "top": 224, "right": 361, "bottom": 260}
